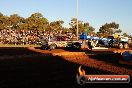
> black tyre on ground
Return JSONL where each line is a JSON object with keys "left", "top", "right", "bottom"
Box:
{"left": 118, "top": 43, "right": 123, "bottom": 49}
{"left": 72, "top": 42, "right": 81, "bottom": 50}
{"left": 124, "top": 43, "right": 129, "bottom": 49}
{"left": 41, "top": 45, "right": 49, "bottom": 50}
{"left": 49, "top": 44, "right": 57, "bottom": 50}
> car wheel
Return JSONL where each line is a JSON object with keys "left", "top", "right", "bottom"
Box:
{"left": 73, "top": 42, "right": 81, "bottom": 50}
{"left": 119, "top": 43, "right": 123, "bottom": 49}
{"left": 49, "top": 44, "right": 56, "bottom": 50}
{"left": 124, "top": 43, "right": 129, "bottom": 49}
{"left": 41, "top": 45, "right": 48, "bottom": 50}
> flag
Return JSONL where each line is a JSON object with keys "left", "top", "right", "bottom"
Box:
{"left": 84, "top": 27, "right": 89, "bottom": 35}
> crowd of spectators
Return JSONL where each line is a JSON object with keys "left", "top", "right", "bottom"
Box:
{"left": 0, "top": 29, "right": 76, "bottom": 45}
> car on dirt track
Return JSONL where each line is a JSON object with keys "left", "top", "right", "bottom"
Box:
{"left": 40, "top": 35, "right": 82, "bottom": 50}
{"left": 41, "top": 36, "right": 79, "bottom": 50}
{"left": 66, "top": 41, "right": 82, "bottom": 50}
{"left": 40, "top": 36, "right": 68, "bottom": 50}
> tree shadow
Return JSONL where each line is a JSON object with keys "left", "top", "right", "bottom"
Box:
{"left": 88, "top": 51, "right": 132, "bottom": 70}
{"left": 0, "top": 47, "right": 40, "bottom": 56}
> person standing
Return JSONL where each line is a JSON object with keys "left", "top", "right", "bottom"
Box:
{"left": 88, "top": 39, "right": 93, "bottom": 50}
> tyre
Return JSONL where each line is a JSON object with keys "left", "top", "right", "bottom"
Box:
{"left": 124, "top": 43, "right": 129, "bottom": 49}
{"left": 49, "top": 44, "right": 56, "bottom": 50}
{"left": 118, "top": 43, "right": 123, "bottom": 49}
{"left": 41, "top": 45, "right": 48, "bottom": 50}
{"left": 66, "top": 43, "right": 72, "bottom": 50}
{"left": 72, "top": 42, "right": 81, "bottom": 50}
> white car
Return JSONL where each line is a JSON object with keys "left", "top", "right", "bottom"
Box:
{"left": 41, "top": 36, "right": 68, "bottom": 50}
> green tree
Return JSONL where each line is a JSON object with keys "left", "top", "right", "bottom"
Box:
{"left": 50, "top": 20, "right": 64, "bottom": 30}
{"left": 123, "top": 33, "right": 129, "bottom": 37}
{"left": 84, "top": 23, "right": 95, "bottom": 35}
{"left": 48, "top": 20, "right": 64, "bottom": 35}
{"left": 69, "top": 18, "right": 95, "bottom": 35}
{"left": 0, "top": 13, "right": 8, "bottom": 30}
{"left": 99, "top": 22, "right": 121, "bottom": 37}
{"left": 69, "top": 18, "right": 84, "bottom": 35}
{"left": 61, "top": 27, "right": 72, "bottom": 34}
{"left": 7, "top": 14, "right": 24, "bottom": 29}
{"left": 26, "top": 12, "right": 48, "bottom": 30}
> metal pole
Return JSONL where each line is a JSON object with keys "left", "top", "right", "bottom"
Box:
{"left": 76, "top": 0, "right": 79, "bottom": 40}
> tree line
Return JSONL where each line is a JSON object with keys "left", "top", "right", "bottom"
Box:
{"left": 0, "top": 12, "right": 131, "bottom": 38}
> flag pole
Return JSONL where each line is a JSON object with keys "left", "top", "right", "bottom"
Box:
{"left": 76, "top": 0, "right": 79, "bottom": 40}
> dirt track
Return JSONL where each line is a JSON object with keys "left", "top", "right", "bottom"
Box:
{"left": 0, "top": 47, "right": 131, "bottom": 88}
{"left": 28, "top": 47, "right": 132, "bottom": 75}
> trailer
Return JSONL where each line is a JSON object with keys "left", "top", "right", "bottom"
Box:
{"left": 107, "top": 35, "right": 129, "bottom": 49}
{"left": 79, "top": 33, "right": 130, "bottom": 49}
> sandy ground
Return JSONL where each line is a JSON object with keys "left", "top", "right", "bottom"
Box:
{"left": 0, "top": 47, "right": 131, "bottom": 88}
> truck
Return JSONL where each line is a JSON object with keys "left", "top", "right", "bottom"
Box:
{"left": 106, "top": 35, "right": 129, "bottom": 49}
{"left": 40, "top": 33, "right": 130, "bottom": 50}
{"left": 80, "top": 34, "right": 130, "bottom": 49}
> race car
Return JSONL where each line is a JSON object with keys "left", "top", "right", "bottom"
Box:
{"left": 40, "top": 35, "right": 82, "bottom": 50}
{"left": 40, "top": 36, "right": 68, "bottom": 50}
{"left": 66, "top": 41, "right": 82, "bottom": 50}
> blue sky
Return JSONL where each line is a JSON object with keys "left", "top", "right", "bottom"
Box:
{"left": 0, "top": 0, "right": 132, "bottom": 35}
